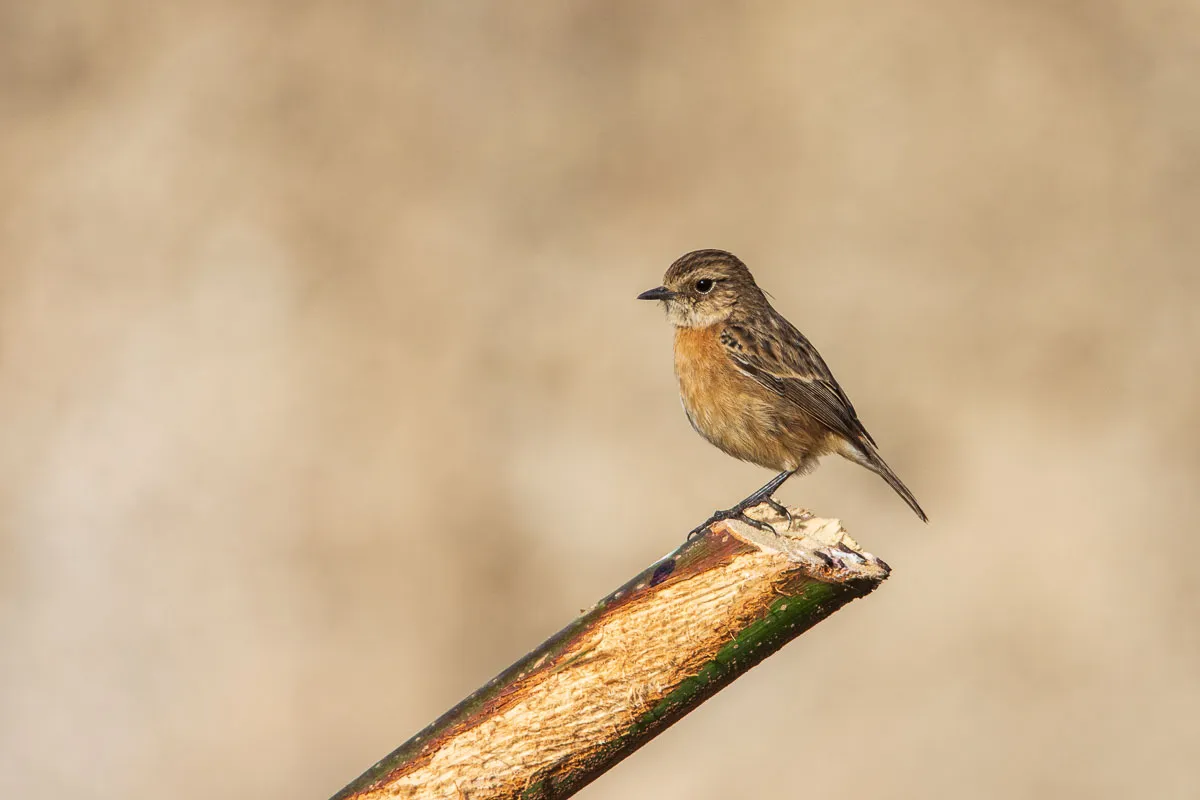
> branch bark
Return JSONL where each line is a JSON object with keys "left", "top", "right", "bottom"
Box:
{"left": 330, "top": 505, "right": 889, "bottom": 800}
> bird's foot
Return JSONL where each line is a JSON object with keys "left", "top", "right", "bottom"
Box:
{"left": 686, "top": 470, "right": 797, "bottom": 540}
{"left": 686, "top": 502, "right": 778, "bottom": 540}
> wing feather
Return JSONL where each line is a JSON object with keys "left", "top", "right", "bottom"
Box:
{"left": 721, "top": 319, "right": 876, "bottom": 447}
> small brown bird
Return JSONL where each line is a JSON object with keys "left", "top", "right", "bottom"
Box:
{"left": 639, "top": 249, "right": 926, "bottom": 535}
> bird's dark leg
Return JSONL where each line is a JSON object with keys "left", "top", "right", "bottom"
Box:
{"left": 687, "top": 470, "right": 796, "bottom": 539}
{"left": 732, "top": 469, "right": 796, "bottom": 525}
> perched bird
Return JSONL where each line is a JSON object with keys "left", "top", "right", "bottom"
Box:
{"left": 638, "top": 249, "right": 926, "bottom": 535}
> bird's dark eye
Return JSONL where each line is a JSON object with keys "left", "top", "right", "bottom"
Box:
{"left": 695, "top": 278, "right": 715, "bottom": 293}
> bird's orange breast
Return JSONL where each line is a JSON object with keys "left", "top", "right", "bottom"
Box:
{"left": 673, "top": 324, "right": 806, "bottom": 471}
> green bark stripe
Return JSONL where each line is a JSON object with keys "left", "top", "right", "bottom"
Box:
{"left": 515, "top": 577, "right": 873, "bottom": 799}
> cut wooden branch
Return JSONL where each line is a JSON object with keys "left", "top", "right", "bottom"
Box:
{"left": 331, "top": 504, "right": 889, "bottom": 800}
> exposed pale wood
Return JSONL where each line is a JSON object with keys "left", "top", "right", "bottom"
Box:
{"left": 331, "top": 505, "right": 888, "bottom": 800}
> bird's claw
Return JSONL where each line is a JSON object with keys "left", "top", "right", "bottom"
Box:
{"left": 762, "top": 497, "right": 794, "bottom": 530}
{"left": 735, "top": 511, "right": 778, "bottom": 534}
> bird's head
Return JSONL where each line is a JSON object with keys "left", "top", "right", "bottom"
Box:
{"left": 638, "top": 249, "right": 763, "bottom": 328}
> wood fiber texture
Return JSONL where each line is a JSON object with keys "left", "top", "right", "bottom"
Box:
{"left": 334, "top": 508, "right": 887, "bottom": 800}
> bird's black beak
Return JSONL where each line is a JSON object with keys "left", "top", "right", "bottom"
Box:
{"left": 637, "top": 286, "right": 674, "bottom": 301}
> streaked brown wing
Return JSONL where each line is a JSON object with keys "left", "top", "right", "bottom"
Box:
{"left": 720, "top": 319, "right": 876, "bottom": 447}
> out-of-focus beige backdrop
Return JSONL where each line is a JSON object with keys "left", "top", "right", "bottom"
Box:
{"left": 3, "top": 3, "right": 1198, "bottom": 798}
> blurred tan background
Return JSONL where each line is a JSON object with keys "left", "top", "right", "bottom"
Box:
{"left": 2, "top": 2, "right": 1198, "bottom": 798}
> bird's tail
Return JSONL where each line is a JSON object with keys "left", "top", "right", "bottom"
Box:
{"left": 840, "top": 439, "right": 928, "bottom": 522}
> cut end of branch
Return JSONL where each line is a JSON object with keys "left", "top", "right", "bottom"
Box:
{"left": 715, "top": 502, "right": 891, "bottom": 584}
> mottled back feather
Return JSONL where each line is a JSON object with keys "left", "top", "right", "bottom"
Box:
{"left": 721, "top": 313, "right": 877, "bottom": 449}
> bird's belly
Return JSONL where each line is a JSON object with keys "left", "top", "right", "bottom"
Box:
{"left": 674, "top": 328, "right": 822, "bottom": 471}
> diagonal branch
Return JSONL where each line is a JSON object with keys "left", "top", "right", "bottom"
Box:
{"left": 331, "top": 505, "right": 889, "bottom": 800}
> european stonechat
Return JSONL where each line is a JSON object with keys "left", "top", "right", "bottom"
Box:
{"left": 639, "top": 249, "right": 927, "bottom": 535}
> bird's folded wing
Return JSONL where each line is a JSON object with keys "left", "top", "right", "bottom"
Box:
{"left": 722, "top": 322, "right": 877, "bottom": 448}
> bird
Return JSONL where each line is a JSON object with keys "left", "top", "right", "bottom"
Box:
{"left": 638, "top": 249, "right": 927, "bottom": 536}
